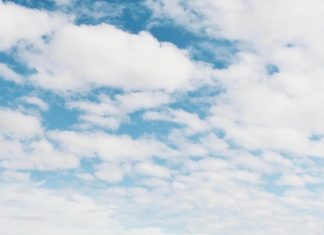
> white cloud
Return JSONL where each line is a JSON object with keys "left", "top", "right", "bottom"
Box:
{"left": 0, "top": 109, "right": 42, "bottom": 138}
{"left": 21, "top": 96, "right": 48, "bottom": 111}
{"left": 76, "top": 172, "right": 95, "bottom": 181}
{"left": 134, "top": 161, "right": 171, "bottom": 178}
{"left": 0, "top": 1, "right": 67, "bottom": 51}
{"left": 200, "top": 133, "right": 229, "bottom": 155}
{"left": 79, "top": 114, "right": 121, "bottom": 130}
{"left": 0, "top": 180, "right": 179, "bottom": 235}
{"left": 0, "top": 170, "right": 30, "bottom": 183}
{"left": 144, "top": 108, "right": 209, "bottom": 134}
{"left": 0, "top": 182, "right": 165, "bottom": 235}
{"left": 95, "top": 163, "right": 125, "bottom": 183}
{"left": 0, "top": 128, "right": 176, "bottom": 171}
{"left": 276, "top": 174, "right": 320, "bottom": 187}
{"left": 0, "top": 136, "right": 25, "bottom": 161}
{"left": 68, "top": 91, "right": 171, "bottom": 129}
{"left": 0, "top": 138, "right": 79, "bottom": 171}
{"left": 22, "top": 23, "right": 207, "bottom": 92}
{"left": 2, "top": 1, "right": 324, "bottom": 235}
{"left": 0, "top": 184, "right": 112, "bottom": 235}
{"left": 148, "top": 0, "right": 324, "bottom": 51}
{"left": 28, "top": 139, "right": 79, "bottom": 170}
{"left": 116, "top": 91, "right": 171, "bottom": 112}
{"left": 94, "top": 150, "right": 324, "bottom": 235}
{"left": 0, "top": 1, "right": 211, "bottom": 93}
{"left": 207, "top": 52, "right": 324, "bottom": 156}
{"left": 48, "top": 130, "right": 176, "bottom": 161}
{"left": 0, "top": 63, "right": 23, "bottom": 83}
{"left": 147, "top": 0, "right": 324, "bottom": 157}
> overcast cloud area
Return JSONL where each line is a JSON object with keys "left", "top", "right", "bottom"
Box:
{"left": 1, "top": 0, "right": 324, "bottom": 234}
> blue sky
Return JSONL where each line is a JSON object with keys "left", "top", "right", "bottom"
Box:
{"left": 1, "top": 0, "right": 324, "bottom": 235}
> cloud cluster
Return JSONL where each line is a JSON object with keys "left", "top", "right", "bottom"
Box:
{"left": 68, "top": 91, "right": 171, "bottom": 129}
{"left": 148, "top": 0, "right": 324, "bottom": 157}
{"left": 1, "top": 1, "right": 324, "bottom": 235}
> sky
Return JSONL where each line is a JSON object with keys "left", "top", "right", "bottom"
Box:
{"left": 1, "top": 0, "right": 324, "bottom": 234}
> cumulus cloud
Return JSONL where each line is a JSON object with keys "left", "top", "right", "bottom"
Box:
{"left": 95, "top": 162, "right": 125, "bottom": 183}
{"left": 48, "top": 130, "right": 176, "bottom": 161}
{"left": 0, "top": 109, "right": 43, "bottom": 138}
{"left": 0, "top": 1, "right": 67, "bottom": 51}
{"left": 148, "top": 0, "right": 324, "bottom": 157}
{"left": 0, "top": 1, "right": 211, "bottom": 93}
{"left": 207, "top": 52, "right": 324, "bottom": 156}
{"left": 21, "top": 23, "right": 207, "bottom": 92}
{"left": 1, "top": 1, "right": 324, "bottom": 235}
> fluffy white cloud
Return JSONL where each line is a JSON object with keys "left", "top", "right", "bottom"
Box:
{"left": 0, "top": 109, "right": 43, "bottom": 138}
{"left": 0, "top": 170, "right": 31, "bottom": 183}
{"left": 21, "top": 23, "right": 207, "bottom": 92}
{"left": 207, "top": 52, "right": 324, "bottom": 156}
{"left": 0, "top": 1, "right": 211, "bottom": 93}
{"left": 0, "top": 108, "right": 79, "bottom": 171}
{"left": 95, "top": 162, "right": 125, "bottom": 183}
{"left": 147, "top": 0, "right": 324, "bottom": 156}
{"left": 147, "top": 0, "right": 324, "bottom": 157}
{"left": 0, "top": 128, "right": 177, "bottom": 171}
{"left": 0, "top": 1, "right": 67, "bottom": 51}
{"left": 94, "top": 149, "right": 324, "bottom": 235}
{"left": 2, "top": 1, "right": 324, "bottom": 235}
{"left": 0, "top": 137, "right": 79, "bottom": 171}
{"left": 134, "top": 161, "right": 171, "bottom": 178}
{"left": 276, "top": 173, "right": 319, "bottom": 187}
{"left": 48, "top": 130, "right": 176, "bottom": 161}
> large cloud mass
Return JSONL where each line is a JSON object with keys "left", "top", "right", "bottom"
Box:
{"left": 1, "top": 1, "right": 324, "bottom": 235}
